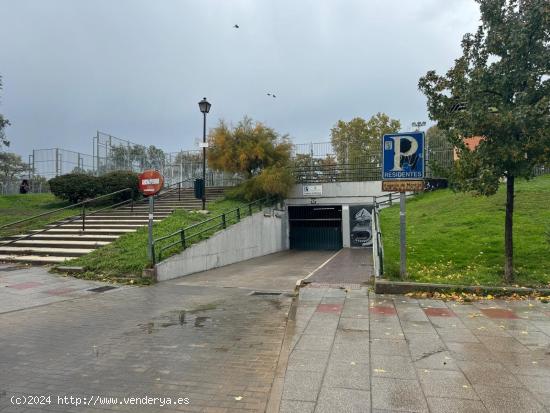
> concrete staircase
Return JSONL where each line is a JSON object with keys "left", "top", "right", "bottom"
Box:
{"left": 0, "top": 186, "right": 226, "bottom": 265}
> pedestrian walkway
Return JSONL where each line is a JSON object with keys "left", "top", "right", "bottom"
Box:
{"left": 0, "top": 263, "right": 112, "bottom": 314}
{"left": 277, "top": 285, "right": 550, "bottom": 413}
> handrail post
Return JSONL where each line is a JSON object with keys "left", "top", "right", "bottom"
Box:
{"left": 222, "top": 213, "right": 226, "bottom": 229}
{"left": 389, "top": 193, "right": 392, "bottom": 206}
{"left": 81, "top": 204, "right": 86, "bottom": 232}
{"left": 151, "top": 242, "right": 156, "bottom": 265}
{"left": 248, "top": 204, "right": 252, "bottom": 216}
{"left": 178, "top": 182, "right": 181, "bottom": 201}
{"left": 131, "top": 188, "right": 134, "bottom": 212}
{"left": 181, "top": 229, "right": 186, "bottom": 249}
{"left": 236, "top": 208, "right": 240, "bottom": 222}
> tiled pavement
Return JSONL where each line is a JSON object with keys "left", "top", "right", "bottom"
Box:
{"left": 279, "top": 286, "right": 550, "bottom": 413}
{"left": 0, "top": 251, "right": 337, "bottom": 413}
{"left": 0, "top": 264, "right": 112, "bottom": 314}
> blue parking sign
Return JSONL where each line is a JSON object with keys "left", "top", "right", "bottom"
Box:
{"left": 382, "top": 132, "right": 425, "bottom": 180}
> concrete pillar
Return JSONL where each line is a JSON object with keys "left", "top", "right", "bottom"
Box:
{"left": 342, "top": 205, "right": 351, "bottom": 248}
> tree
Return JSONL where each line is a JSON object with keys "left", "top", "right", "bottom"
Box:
{"left": 418, "top": 0, "right": 550, "bottom": 282}
{"left": 208, "top": 117, "right": 292, "bottom": 178}
{"left": 0, "top": 152, "right": 28, "bottom": 180}
{"left": 292, "top": 154, "right": 338, "bottom": 182}
{"left": 330, "top": 113, "right": 401, "bottom": 166}
{"left": 208, "top": 116, "right": 294, "bottom": 200}
{"left": 146, "top": 145, "right": 165, "bottom": 170}
{"left": 0, "top": 76, "right": 10, "bottom": 148}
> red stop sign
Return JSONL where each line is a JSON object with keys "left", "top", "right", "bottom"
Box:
{"left": 138, "top": 170, "right": 164, "bottom": 196}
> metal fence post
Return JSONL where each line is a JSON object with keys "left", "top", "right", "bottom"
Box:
{"left": 81, "top": 204, "right": 86, "bottom": 232}
{"left": 222, "top": 213, "right": 226, "bottom": 229}
{"left": 236, "top": 208, "right": 240, "bottom": 222}
{"left": 181, "top": 229, "right": 186, "bottom": 249}
{"left": 55, "top": 148, "right": 60, "bottom": 177}
{"left": 178, "top": 182, "right": 181, "bottom": 201}
{"left": 389, "top": 193, "right": 393, "bottom": 206}
{"left": 248, "top": 204, "right": 252, "bottom": 216}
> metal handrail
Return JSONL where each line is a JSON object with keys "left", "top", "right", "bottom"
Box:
{"left": 152, "top": 197, "right": 272, "bottom": 264}
{"left": 0, "top": 188, "right": 140, "bottom": 247}
{"left": 0, "top": 188, "right": 133, "bottom": 231}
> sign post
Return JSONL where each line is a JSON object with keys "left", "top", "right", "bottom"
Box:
{"left": 381, "top": 132, "right": 425, "bottom": 279}
{"left": 138, "top": 170, "right": 164, "bottom": 262}
{"left": 400, "top": 192, "right": 406, "bottom": 277}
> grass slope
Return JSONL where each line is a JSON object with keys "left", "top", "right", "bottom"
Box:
{"left": 0, "top": 194, "right": 75, "bottom": 236}
{"left": 380, "top": 174, "right": 550, "bottom": 287}
{"left": 69, "top": 199, "right": 248, "bottom": 282}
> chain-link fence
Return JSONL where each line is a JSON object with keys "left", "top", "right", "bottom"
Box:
{"left": 0, "top": 178, "right": 49, "bottom": 195}
{"left": 31, "top": 148, "right": 95, "bottom": 179}
{"left": 92, "top": 132, "right": 239, "bottom": 186}
{"left": 25, "top": 133, "right": 546, "bottom": 190}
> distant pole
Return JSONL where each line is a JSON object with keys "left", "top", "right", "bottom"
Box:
{"left": 147, "top": 196, "right": 154, "bottom": 260}
{"left": 198, "top": 98, "right": 211, "bottom": 211}
{"left": 202, "top": 112, "right": 206, "bottom": 210}
{"left": 400, "top": 192, "right": 407, "bottom": 279}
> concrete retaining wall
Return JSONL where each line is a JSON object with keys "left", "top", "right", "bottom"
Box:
{"left": 155, "top": 209, "right": 288, "bottom": 281}
{"left": 286, "top": 181, "right": 388, "bottom": 205}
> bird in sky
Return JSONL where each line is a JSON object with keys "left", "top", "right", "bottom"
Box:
{"left": 234, "top": 24, "right": 239, "bottom": 29}
{"left": 267, "top": 93, "right": 276, "bottom": 98}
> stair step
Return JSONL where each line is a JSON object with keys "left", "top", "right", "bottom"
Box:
{"left": 49, "top": 224, "right": 148, "bottom": 229}
{"left": 33, "top": 229, "right": 137, "bottom": 235}
{"left": 0, "top": 246, "right": 93, "bottom": 257}
{"left": 58, "top": 219, "right": 162, "bottom": 224}
{"left": 0, "top": 240, "right": 109, "bottom": 248}
{"left": 3, "top": 234, "right": 120, "bottom": 242}
{"left": 0, "top": 255, "right": 74, "bottom": 264}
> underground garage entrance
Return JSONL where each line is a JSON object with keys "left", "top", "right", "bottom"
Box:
{"left": 288, "top": 205, "right": 343, "bottom": 250}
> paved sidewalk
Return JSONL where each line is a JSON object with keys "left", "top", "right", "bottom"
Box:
{"left": 0, "top": 251, "right": 331, "bottom": 413}
{"left": 0, "top": 264, "right": 111, "bottom": 314}
{"left": 279, "top": 285, "right": 550, "bottom": 413}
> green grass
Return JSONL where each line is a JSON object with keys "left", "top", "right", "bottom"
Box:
{"left": 0, "top": 193, "right": 76, "bottom": 236}
{"left": 68, "top": 198, "right": 255, "bottom": 282}
{"left": 380, "top": 174, "right": 550, "bottom": 287}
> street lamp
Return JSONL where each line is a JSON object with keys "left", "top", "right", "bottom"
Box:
{"left": 198, "top": 97, "right": 211, "bottom": 210}
{"left": 412, "top": 121, "right": 426, "bottom": 131}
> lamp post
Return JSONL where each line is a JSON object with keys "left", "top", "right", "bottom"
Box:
{"left": 198, "top": 97, "right": 211, "bottom": 210}
{"left": 412, "top": 121, "right": 426, "bottom": 131}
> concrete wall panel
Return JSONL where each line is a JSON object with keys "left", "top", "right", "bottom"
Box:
{"left": 155, "top": 210, "right": 287, "bottom": 281}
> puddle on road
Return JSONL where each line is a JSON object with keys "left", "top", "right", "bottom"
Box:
{"left": 135, "top": 307, "right": 216, "bottom": 334}
{"left": 194, "top": 316, "right": 209, "bottom": 327}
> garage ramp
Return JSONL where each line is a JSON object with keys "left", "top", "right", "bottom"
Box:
{"left": 304, "top": 248, "right": 373, "bottom": 286}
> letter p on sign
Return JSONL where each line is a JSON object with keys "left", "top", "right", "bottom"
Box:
{"left": 382, "top": 132, "right": 425, "bottom": 180}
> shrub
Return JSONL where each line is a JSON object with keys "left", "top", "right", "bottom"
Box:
{"left": 98, "top": 171, "right": 139, "bottom": 202}
{"left": 49, "top": 173, "right": 101, "bottom": 203}
{"left": 226, "top": 166, "right": 293, "bottom": 202}
{"left": 49, "top": 171, "right": 139, "bottom": 204}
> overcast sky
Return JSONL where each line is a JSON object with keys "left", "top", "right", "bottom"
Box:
{"left": 0, "top": 0, "right": 480, "bottom": 157}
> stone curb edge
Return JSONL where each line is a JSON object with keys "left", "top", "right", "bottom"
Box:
{"left": 55, "top": 266, "right": 85, "bottom": 274}
{"left": 374, "top": 278, "right": 550, "bottom": 296}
